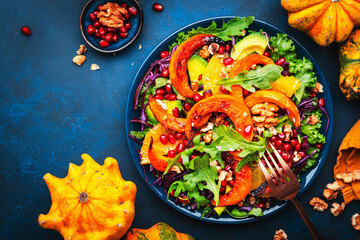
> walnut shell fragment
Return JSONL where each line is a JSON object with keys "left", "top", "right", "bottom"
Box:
{"left": 309, "top": 197, "right": 328, "bottom": 212}
{"left": 73, "top": 55, "right": 86, "bottom": 66}
{"left": 273, "top": 229, "right": 288, "bottom": 240}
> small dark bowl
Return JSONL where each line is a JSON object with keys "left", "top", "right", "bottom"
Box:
{"left": 80, "top": 0, "right": 143, "bottom": 53}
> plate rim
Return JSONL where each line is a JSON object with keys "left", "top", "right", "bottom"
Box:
{"left": 125, "top": 16, "right": 334, "bottom": 224}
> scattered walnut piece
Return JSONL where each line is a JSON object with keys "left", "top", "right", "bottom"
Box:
{"left": 336, "top": 170, "right": 360, "bottom": 183}
{"left": 351, "top": 213, "right": 360, "bottom": 230}
{"left": 203, "top": 131, "right": 213, "bottom": 144}
{"left": 251, "top": 102, "right": 280, "bottom": 128}
{"left": 199, "top": 45, "right": 210, "bottom": 59}
{"left": 283, "top": 124, "right": 293, "bottom": 141}
{"left": 248, "top": 195, "right": 255, "bottom": 205}
{"left": 323, "top": 188, "right": 338, "bottom": 201}
{"left": 326, "top": 181, "right": 345, "bottom": 191}
{"left": 72, "top": 55, "right": 86, "bottom": 66}
{"left": 309, "top": 197, "right": 328, "bottom": 212}
{"left": 330, "top": 202, "right": 345, "bottom": 217}
{"left": 170, "top": 165, "right": 181, "bottom": 174}
{"left": 306, "top": 114, "right": 319, "bottom": 126}
{"left": 214, "top": 115, "right": 225, "bottom": 126}
{"left": 97, "top": 2, "right": 127, "bottom": 28}
{"left": 77, "top": 44, "right": 87, "bottom": 55}
{"left": 200, "top": 122, "right": 214, "bottom": 133}
{"left": 273, "top": 229, "right": 288, "bottom": 240}
{"left": 90, "top": 63, "right": 100, "bottom": 71}
{"left": 312, "top": 82, "right": 324, "bottom": 94}
{"left": 208, "top": 43, "right": 219, "bottom": 55}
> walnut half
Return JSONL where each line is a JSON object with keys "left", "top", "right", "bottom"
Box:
{"left": 330, "top": 202, "right": 345, "bottom": 217}
{"left": 273, "top": 229, "right": 288, "bottom": 240}
{"left": 251, "top": 102, "right": 279, "bottom": 128}
{"left": 336, "top": 170, "right": 360, "bottom": 183}
{"left": 97, "top": 2, "right": 127, "bottom": 28}
{"left": 309, "top": 197, "right": 328, "bottom": 212}
{"left": 351, "top": 213, "right": 360, "bottom": 230}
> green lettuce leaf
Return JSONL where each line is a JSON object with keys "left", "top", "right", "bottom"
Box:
{"left": 130, "top": 128, "right": 150, "bottom": 139}
{"left": 217, "top": 64, "right": 282, "bottom": 92}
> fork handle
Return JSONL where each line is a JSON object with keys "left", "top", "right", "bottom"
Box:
{"left": 291, "top": 197, "right": 323, "bottom": 240}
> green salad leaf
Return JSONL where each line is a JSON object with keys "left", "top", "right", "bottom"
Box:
{"left": 301, "top": 109, "right": 326, "bottom": 145}
{"left": 155, "top": 77, "right": 168, "bottom": 89}
{"left": 169, "top": 16, "right": 255, "bottom": 51}
{"left": 217, "top": 64, "right": 282, "bottom": 92}
{"left": 130, "top": 128, "right": 150, "bottom": 139}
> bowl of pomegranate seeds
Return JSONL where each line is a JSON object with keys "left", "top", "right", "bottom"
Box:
{"left": 80, "top": 0, "right": 143, "bottom": 53}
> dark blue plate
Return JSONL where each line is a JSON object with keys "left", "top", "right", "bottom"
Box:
{"left": 125, "top": 16, "right": 334, "bottom": 224}
{"left": 80, "top": 0, "right": 143, "bottom": 53}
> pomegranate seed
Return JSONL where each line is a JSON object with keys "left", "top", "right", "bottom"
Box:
{"left": 218, "top": 45, "right": 225, "bottom": 54}
{"left": 161, "top": 68, "right": 169, "bottom": 78}
{"left": 275, "top": 139, "right": 283, "bottom": 146}
{"left": 290, "top": 139, "right": 298, "bottom": 146}
{"left": 99, "top": 40, "right": 109, "bottom": 48}
{"left": 154, "top": 94, "right": 164, "bottom": 100}
{"left": 168, "top": 94, "right": 177, "bottom": 101}
{"left": 310, "top": 93, "right": 316, "bottom": 98}
{"left": 159, "top": 134, "right": 168, "bottom": 144}
{"left": 128, "top": 6, "right": 138, "bottom": 15}
{"left": 168, "top": 134, "right": 176, "bottom": 144}
{"left": 107, "top": 27, "right": 116, "bottom": 32}
{"left": 153, "top": 3, "right": 164, "bottom": 11}
{"left": 175, "top": 132, "right": 183, "bottom": 139}
{"left": 99, "top": 27, "right": 106, "bottom": 36}
{"left": 97, "top": 5, "right": 103, "bottom": 11}
{"left": 169, "top": 190, "right": 174, "bottom": 196}
{"left": 220, "top": 186, "right": 226, "bottom": 194}
{"left": 93, "top": 10, "right": 99, "bottom": 16}
{"left": 316, "top": 143, "right": 323, "bottom": 149}
{"left": 263, "top": 51, "right": 270, "bottom": 57}
{"left": 120, "top": 26, "right": 127, "bottom": 33}
{"left": 172, "top": 107, "right": 180, "bottom": 117}
{"left": 270, "top": 136, "right": 276, "bottom": 142}
{"left": 167, "top": 150, "right": 176, "bottom": 158}
{"left": 283, "top": 143, "right": 291, "bottom": 151}
{"left": 225, "top": 44, "right": 230, "bottom": 51}
{"left": 220, "top": 113, "right": 227, "bottom": 118}
{"left": 165, "top": 84, "right": 173, "bottom": 93}
{"left": 223, "top": 57, "right": 234, "bottom": 66}
{"left": 221, "top": 181, "right": 227, "bottom": 187}
{"left": 244, "top": 124, "right": 253, "bottom": 135}
{"left": 298, "top": 151, "right": 306, "bottom": 157}
{"left": 90, "top": 13, "right": 97, "bottom": 21}
{"left": 281, "top": 153, "right": 290, "bottom": 161}
{"left": 104, "top": 33, "right": 112, "bottom": 42}
{"left": 111, "top": 33, "right": 118, "bottom": 42}
{"left": 120, "top": 32, "right": 129, "bottom": 38}
{"left": 164, "top": 94, "right": 170, "bottom": 100}
{"left": 192, "top": 93, "right": 202, "bottom": 102}
{"left": 225, "top": 165, "right": 231, "bottom": 171}
{"left": 277, "top": 149, "right": 282, "bottom": 154}
{"left": 224, "top": 121, "right": 229, "bottom": 126}
{"left": 94, "top": 21, "right": 100, "bottom": 28}
{"left": 258, "top": 203, "right": 264, "bottom": 208}
{"left": 318, "top": 98, "right": 324, "bottom": 107}
{"left": 278, "top": 132, "right": 285, "bottom": 139}
{"left": 190, "top": 155, "right": 197, "bottom": 160}
{"left": 243, "top": 89, "right": 250, "bottom": 97}
{"left": 295, "top": 143, "right": 301, "bottom": 151}
{"left": 176, "top": 143, "right": 185, "bottom": 153}
{"left": 86, "top": 25, "right": 95, "bottom": 35}
{"left": 276, "top": 57, "right": 285, "bottom": 66}
{"left": 220, "top": 85, "right": 229, "bottom": 94}
{"left": 293, "top": 129, "right": 297, "bottom": 136}
{"left": 229, "top": 180, "right": 235, "bottom": 186}
{"left": 120, "top": 3, "right": 127, "bottom": 8}
{"left": 160, "top": 51, "right": 169, "bottom": 58}
{"left": 184, "top": 102, "right": 191, "bottom": 111}
{"left": 125, "top": 22, "right": 132, "bottom": 30}
{"left": 155, "top": 89, "right": 165, "bottom": 95}
{"left": 124, "top": 13, "right": 130, "bottom": 20}
{"left": 95, "top": 29, "right": 100, "bottom": 37}
{"left": 183, "top": 139, "right": 189, "bottom": 147}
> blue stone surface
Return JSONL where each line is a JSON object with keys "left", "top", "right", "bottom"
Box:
{"left": 0, "top": 0, "right": 360, "bottom": 239}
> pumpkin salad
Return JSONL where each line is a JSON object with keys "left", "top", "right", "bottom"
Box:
{"left": 129, "top": 16, "right": 330, "bottom": 219}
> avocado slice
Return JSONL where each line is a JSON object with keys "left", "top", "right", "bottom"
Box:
{"left": 231, "top": 33, "right": 267, "bottom": 60}
{"left": 166, "top": 100, "right": 183, "bottom": 115}
{"left": 145, "top": 105, "right": 159, "bottom": 125}
{"left": 214, "top": 185, "right": 233, "bottom": 216}
{"left": 187, "top": 55, "right": 208, "bottom": 83}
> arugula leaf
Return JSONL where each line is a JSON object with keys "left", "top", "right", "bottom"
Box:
{"left": 155, "top": 77, "right": 168, "bottom": 89}
{"left": 226, "top": 207, "right": 263, "bottom": 218}
{"left": 275, "top": 116, "right": 288, "bottom": 133}
{"left": 201, "top": 206, "right": 213, "bottom": 219}
{"left": 248, "top": 207, "right": 263, "bottom": 217}
{"left": 187, "top": 191, "right": 210, "bottom": 208}
{"left": 217, "top": 64, "right": 282, "bottom": 92}
{"left": 130, "top": 128, "right": 150, "bottom": 139}
{"left": 169, "top": 16, "right": 254, "bottom": 51}
{"left": 301, "top": 109, "right": 326, "bottom": 145}
{"left": 302, "top": 146, "right": 320, "bottom": 171}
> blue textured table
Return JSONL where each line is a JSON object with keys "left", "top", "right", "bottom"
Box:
{"left": 1, "top": 1, "right": 360, "bottom": 239}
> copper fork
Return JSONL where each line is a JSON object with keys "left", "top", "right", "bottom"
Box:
{"left": 259, "top": 143, "right": 322, "bottom": 240}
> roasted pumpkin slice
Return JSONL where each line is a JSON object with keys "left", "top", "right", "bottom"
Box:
{"left": 185, "top": 95, "right": 253, "bottom": 141}
{"left": 245, "top": 90, "right": 301, "bottom": 129}
{"left": 169, "top": 34, "right": 225, "bottom": 98}
{"left": 228, "top": 54, "right": 275, "bottom": 78}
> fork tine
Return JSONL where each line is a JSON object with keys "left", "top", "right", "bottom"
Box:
{"left": 262, "top": 154, "right": 282, "bottom": 183}
{"left": 269, "top": 143, "right": 299, "bottom": 183}
{"left": 265, "top": 148, "right": 288, "bottom": 183}
{"left": 259, "top": 160, "right": 278, "bottom": 189}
